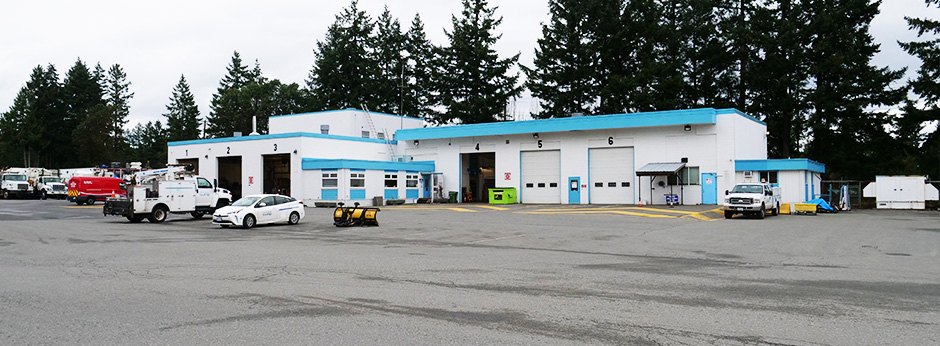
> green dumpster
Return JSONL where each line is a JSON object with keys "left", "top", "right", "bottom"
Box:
{"left": 448, "top": 191, "right": 458, "bottom": 203}
{"left": 488, "top": 187, "right": 517, "bottom": 204}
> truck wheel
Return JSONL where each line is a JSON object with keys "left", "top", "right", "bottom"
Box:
{"left": 771, "top": 203, "right": 779, "bottom": 216}
{"left": 288, "top": 212, "right": 300, "bottom": 225}
{"left": 243, "top": 214, "right": 256, "bottom": 229}
{"left": 41, "top": 190, "right": 47, "bottom": 200}
{"left": 148, "top": 205, "right": 168, "bottom": 223}
{"left": 126, "top": 214, "right": 144, "bottom": 223}
{"left": 2, "top": 190, "right": 9, "bottom": 199}
{"left": 85, "top": 197, "right": 95, "bottom": 206}
{"left": 757, "top": 204, "right": 766, "bottom": 219}
{"left": 724, "top": 211, "right": 734, "bottom": 219}
{"left": 191, "top": 211, "right": 205, "bottom": 219}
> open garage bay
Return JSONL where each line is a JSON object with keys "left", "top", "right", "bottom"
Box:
{"left": 0, "top": 199, "right": 938, "bottom": 345}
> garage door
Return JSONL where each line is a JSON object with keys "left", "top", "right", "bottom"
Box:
{"left": 521, "top": 150, "right": 560, "bottom": 203}
{"left": 590, "top": 147, "right": 635, "bottom": 204}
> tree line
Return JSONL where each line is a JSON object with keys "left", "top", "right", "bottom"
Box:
{"left": 1, "top": 0, "right": 938, "bottom": 180}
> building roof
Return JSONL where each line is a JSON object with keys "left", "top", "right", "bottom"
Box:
{"left": 167, "top": 132, "right": 396, "bottom": 146}
{"left": 735, "top": 159, "right": 826, "bottom": 173}
{"left": 395, "top": 108, "right": 763, "bottom": 141}
{"left": 636, "top": 162, "right": 687, "bottom": 176}
{"left": 269, "top": 108, "right": 423, "bottom": 121}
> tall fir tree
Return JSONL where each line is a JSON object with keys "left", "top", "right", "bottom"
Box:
{"left": 434, "top": 0, "right": 522, "bottom": 124}
{"left": 403, "top": 14, "right": 438, "bottom": 120}
{"left": 0, "top": 87, "right": 36, "bottom": 166}
{"left": 678, "top": 0, "right": 737, "bottom": 109}
{"left": 164, "top": 75, "right": 202, "bottom": 142}
{"left": 207, "top": 51, "right": 254, "bottom": 138}
{"left": 524, "top": 0, "right": 598, "bottom": 118}
{"left": 900, "top": 0, "right": 940, "bottom": 177}
{"left": 804, "top": 0, "right": 906, "bottom": 179}
{"left": 307, "top": 0, "right": 375, "bottom": 111}
{"left": 371, "top": 7, "right": 407, "bottom": 115}
{"left": 26, "top": 64, "right": 64, "bottom": 167}
{"left": 61, "top": 58, "right": 104, "bottom": 166}
{"left": 126, "top": 120, "right": 168, "bottom": 168}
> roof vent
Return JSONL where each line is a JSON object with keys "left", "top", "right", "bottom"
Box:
{"left": 570, "top": 112, "right": 584, "bottom": 117}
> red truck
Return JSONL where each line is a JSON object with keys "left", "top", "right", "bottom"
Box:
{"left": 67, "top": 177, "right": 127, "bottom": 205}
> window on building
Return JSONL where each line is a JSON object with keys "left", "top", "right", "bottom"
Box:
{"left": 384, "top": 174, "right": 398, "bottom": 188}
{"left": 322, "top": 172, "right": 337, "bottom": 187}
{"left": 759, "top": 171, "right": 778, "bottom": 184}
{"left": 361, "top": 131, "right": 370, "bottom": 138}
{"left": 320, "top": 125, "right": 329, "bottom": 134}
{"left": 668, "top": 167, "right": 700, "bottom": 185}
{"left": 377, "top": 132, "right": 385, "bottom": 140}
{"left": 350, "top": 173, "right": 365, "bottom": 187}
{"left": 406, "top": 174, "right": 418, "bottom": 188}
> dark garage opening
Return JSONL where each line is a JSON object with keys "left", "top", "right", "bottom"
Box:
{"left": 263, "top": 154, "right": 291, "bottom": 195}
{"left": 461, "top": 152, "right": 495, "bottom": 202}
{"left": 217, "top": 156, "right": 243, "bottom": 200}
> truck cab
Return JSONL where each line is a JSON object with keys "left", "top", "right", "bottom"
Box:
{"left": 1, "top": 172, "right": 32, "bottom": 199}
{"left": 723, "top": 183, "right": 780, "bottom": 219}
{"left": 38, "top": 176, "right": 68, "bottom": 200}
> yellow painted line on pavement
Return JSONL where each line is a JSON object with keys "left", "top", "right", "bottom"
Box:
{"left": 519, "top": 210, "right": 678, "bottom": 218}
{"left": 474, "top": 205, "right": 509, "bottom": 211}
{"left": 626, "top": 207, "right": 697, "bottom": 215}
{"left": 447, "top": 208, "right": 478, "bottom": 212}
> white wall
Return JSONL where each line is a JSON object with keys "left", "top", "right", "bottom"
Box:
{"left": 269, "top": 109, "right": 424, "bottom": 139}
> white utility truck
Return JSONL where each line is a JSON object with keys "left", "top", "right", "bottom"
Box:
{"left": 723, "top": 183, "right": 781, "bottom": 219}
{"left": 103, "top": 164, "right": 232, "bottom": 223}
{"left": 1, "top": 168, "right": 33, "bottom": 199}
{"left": 37, "top": 169, "right": 68, "bottom": 200}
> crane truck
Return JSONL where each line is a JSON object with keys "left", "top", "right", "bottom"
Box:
{"left": 103, "top": 164, "right": 232, "bottom": 223}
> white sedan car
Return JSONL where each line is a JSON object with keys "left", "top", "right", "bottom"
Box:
{"left": 212, "top": 194, "right": 305, "bottom": 228}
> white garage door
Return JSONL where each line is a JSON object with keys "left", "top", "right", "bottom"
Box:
{"left": 590, "top": 147, "right": 635, "bottom": 204}
{"left": 521, "top": 150, "right": 560, "bottom": 204}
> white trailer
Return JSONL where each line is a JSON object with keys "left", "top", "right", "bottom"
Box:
{"left": 863, "top": 176, "right": 940, "bottom": 210}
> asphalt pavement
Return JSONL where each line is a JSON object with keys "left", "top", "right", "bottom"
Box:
{"left": 0, "top": 199, "right": 938, "bottom": 345}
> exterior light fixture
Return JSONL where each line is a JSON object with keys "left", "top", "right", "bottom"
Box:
{"left": 684, "top": 124, "right": 692, "bottom": 132}
{"left": 293, "top": 149, "right": 298, "bottom": 154}
{"left": 533, "top": 133, "right": 539, "bottom": 139}
{"left": 413, "top": 140, "right": 419, "bottom": 146}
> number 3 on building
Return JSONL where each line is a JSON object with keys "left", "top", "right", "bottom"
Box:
{"left": 273, "top": 143, "right": 278, "bottom": 152}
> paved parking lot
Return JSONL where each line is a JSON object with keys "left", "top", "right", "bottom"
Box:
{"left": 1, "top": 199, "right": 938, "bottom": 345}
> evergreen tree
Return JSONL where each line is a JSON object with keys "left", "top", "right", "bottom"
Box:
{"left": 434, "top": 0, "right": 522, "bottom": 124}
{"left": 0, "top": 87, "right": 36, "bottom": 166}
{"left": 748, "top": 0, "right": 811, "bottom": 158}
{"left": 307, "top": 0, "right": 375, "bottom": 111}
{"left": 61, "top": 58, "right": 104, "bottom": 166}
{"left": 26, "top": 64, "right": 64, "bottom": 167}
{"left": 524, "top": 0, "right": 598, "bottom": 118}
{"left": 804, "top": 0, "right": 906, "bottom": 179}
{"left": 208, "top": 54, "right": 305, "bottom": 137}
{"left": 678, "top": 0, "right": 737, "bottom": 109}
{"left": 126, "top": 121, "right": 168, "bottom": 168}
{"left": 403, "top": 14, "right": 437, "bottom": 120}
{"left": 371, "top": 7, "right": 407, "bottom": 114}
{"left": 164, "top": 75, "right": 202, "bottom": 142}
{"left": 207, "top": 52, "right": 254, "bottom": 138}
{"left": 900, "top": 0, "right": 940, "bottom": 177}
{"left": 73, "top": 104, "right": 118, "bottom": 165}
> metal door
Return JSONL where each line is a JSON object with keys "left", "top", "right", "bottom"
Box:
{"left": 701, "top": 173, "right": 718, "bottom": 204}
{"left": 568, "top": 177, "right": 580, "bottom": 204}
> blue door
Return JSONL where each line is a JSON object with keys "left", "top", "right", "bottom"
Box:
{"left": 568, "top": 177, "right": 580, "bottom": 204}
{"left": 422, "top": 174, "right": 431, "bottom": 198}
{"left": 701, "top": 173, "right": 718, "bottom": 204}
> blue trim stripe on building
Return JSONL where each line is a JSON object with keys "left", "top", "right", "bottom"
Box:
{"left": 322, "top": 189, "right": 338, "bottom": 200}
{"left": 168, "top": 132, "right": 397, "bottom": 146}
{"left": 735, "top": 159, "right": 826, "bottom": 173}
{"left": 384, "top": 189, "right": 398, "bottom": 200}
{"left": 302, "top": 158, "right": 435, "bottom": 172}
{"left": 395, "top": 108, "right": 760, "bottom": 141}
{"left": 350, "top": 189, "right": 366, "bottom": 199}
{"left": 406, "top": 189, "right": 419, "bottom": 199}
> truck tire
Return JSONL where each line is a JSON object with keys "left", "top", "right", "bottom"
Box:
{"left": 288, "top": 212, "right": 300, "bottom": 225}
{"left": 191, "top": 211, "right": 205, "bottom": 219}
{"left": 243, "top": 214, "right": 256, "bottom": 229}
{"left": 771, "top": 203, "right": 779, "bottom": 216}
{"left": 126, "top": 214, "right": 145, "bottom": 223}
{"left": 85, "top": 197, "right": 95, "bottom": 206}
{"left": 757, "top": 204, "right": 765, "bottom": 219}
{"left": 41, "top": 190, "right": 47, "bottom": 200}
{"left": 724, "top": 210, "right": 734, "bottom": 219}
{"left": 2, "top": 190, "right": 9, "bottom": 199}
{"left": 148, "top": 205, "right": 168, "bottom": 223}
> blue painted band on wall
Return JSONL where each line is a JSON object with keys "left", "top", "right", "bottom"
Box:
{"left": 395, "top": 108, "right": 757, "bottom": 141}
{"left": 735, "top": 159, "right": 825, "bottom": 173}
{"left": 384, "top": 189, "right": 398, "bottom": 200}
{"left": 322, "top": 189, "right": 338, "bottom": 200}
{"left": 168, "top": 132, "right": 397, "bottom": 146}
{"left": 350, "top": 189, "right": 366, "bottom": 199}
{"left": 406, "top": 189, "right": 419, "bottom": 198}
{"left": 302, "top": 158, "right": 435, "bottom": 172}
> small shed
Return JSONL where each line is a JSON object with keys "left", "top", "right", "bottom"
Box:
{"left": 734, "top": 159, "right": 826, "bottom": 204}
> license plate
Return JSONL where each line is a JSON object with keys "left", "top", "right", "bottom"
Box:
{"left": 214, "top": 216, "right": 222, "bottom": 222}
{"left": 737, "top": 207, "right": 744, "bottom": 211}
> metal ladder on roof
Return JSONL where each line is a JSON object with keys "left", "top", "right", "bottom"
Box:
{"left": 362, "top": 105, "right": 395, "bottom": 157}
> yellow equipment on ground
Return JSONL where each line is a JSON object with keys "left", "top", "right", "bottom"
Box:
{"left": 333, "top": 202, "right": 380, "bottom": 227}
{"left": 794, "top": 203, "right": 817, "bottom": 215}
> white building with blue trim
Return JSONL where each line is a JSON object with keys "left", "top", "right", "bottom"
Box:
{"left": 166, "top": 108, "right": 824, "bottom": 206}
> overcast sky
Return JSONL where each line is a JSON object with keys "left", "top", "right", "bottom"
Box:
{"left": 1, "top": 0, "right": 937, "bottom": 128}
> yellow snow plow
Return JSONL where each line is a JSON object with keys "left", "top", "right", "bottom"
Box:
{"left": 333, "top": 202, "right": 380, "bottom": 227}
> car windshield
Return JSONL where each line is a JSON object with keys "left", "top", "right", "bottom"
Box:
{"left": 731, "top": 185, "right": 763, "bottom": 194}
{"left": 4, "top": 174, "right": 27, "bottom": 181}
{"left": 231, "top": 196, "right": 262, "bottom": 207}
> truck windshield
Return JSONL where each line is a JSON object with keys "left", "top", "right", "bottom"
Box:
{"left": 232, "top": 196, "right": 261, "bottom": 207}
{"left": 41, "top": 177, "right": 63, "bottom": 183}
{"left": 731, "top": 185, "right": 763, "bottom": 194}
{"left": 4, "top": 174, "right": 27, "bottom": 181}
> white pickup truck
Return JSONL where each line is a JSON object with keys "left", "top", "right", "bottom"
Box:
{"left": 723, "top": 183, "right": 780, "bottom": 219}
